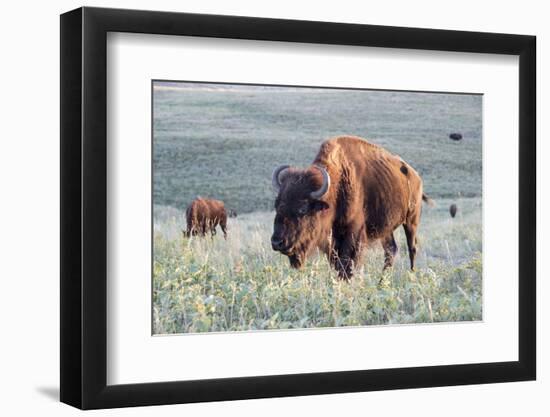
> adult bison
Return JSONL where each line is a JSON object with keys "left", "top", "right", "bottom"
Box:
{"left": 184, "top": 197, "right": 228, "bottom": 238}
{"left": 271, "top": 135, "right": 433, "bottom": 279}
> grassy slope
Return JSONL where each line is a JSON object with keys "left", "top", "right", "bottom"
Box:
{"left": 153, "top": 88, "right": 482, "bottom": 214}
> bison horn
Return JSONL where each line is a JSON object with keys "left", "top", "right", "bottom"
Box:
{"left": 272, "top": 164, "right": 290, "bottom": 191}
{"left": 310, "top": 165, "right": 330, "bottom": 199}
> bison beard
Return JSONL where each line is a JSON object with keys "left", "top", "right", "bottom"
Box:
{"left": 271, "top": 135, "right": 432, "bottom": 280}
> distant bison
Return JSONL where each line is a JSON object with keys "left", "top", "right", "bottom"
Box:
{"left": 271, "top": 135, "right": 433, "bottom": 279}
{"left": 449, "top": 133, "right": 463, "bottom": 141}
{"left": 184, "top": 198, "right": 228, "bottom": 238}
{"left": 449, "top": 203, "right": 458, "bottom": 218}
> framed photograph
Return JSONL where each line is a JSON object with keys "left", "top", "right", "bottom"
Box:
{"left": 60, "top": 6, "right": 536, "bottom": 409}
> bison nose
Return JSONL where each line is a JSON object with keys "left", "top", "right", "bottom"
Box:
{"left": 271, "top": 236, "right": 285, "bottom": 251}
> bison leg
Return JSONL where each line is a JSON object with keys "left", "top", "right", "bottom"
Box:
{"left": 220, "top": 218, "right": 227, "bottom": 240}
{"left": 403, "top": 223, "right": 418, "bottom": 270}
{"left": 339, "top": 242, "right": 360, "bottom": 280}
{"left": 332, "top": 230, "right": 364, "bottom": 280}
{"left": 209, "top": 218, "right": 218, "bottom": 238}
{"left": 381, "top": 233, "right": 398, "bottom": 270}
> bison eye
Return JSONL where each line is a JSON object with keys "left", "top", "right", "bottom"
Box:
{"left": 296, "top": 205, "right": 308, "bottom": 216}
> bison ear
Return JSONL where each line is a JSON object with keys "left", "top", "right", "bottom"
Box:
{"left": 311, "top": 200, "right": 330, "bottom": 212}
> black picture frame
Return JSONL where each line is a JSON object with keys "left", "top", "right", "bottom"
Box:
{"left": 60, "top": 6, "right": 536, "bottom": 410}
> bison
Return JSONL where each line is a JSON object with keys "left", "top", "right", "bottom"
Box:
{"left": 449, "top": 203, "right": 458, "bottom": 218}
{"left": 271, "top": 135, "right": 433, "bottom": 279}
{"left": 184, "top": 197, "right": 229, "bottom": 238}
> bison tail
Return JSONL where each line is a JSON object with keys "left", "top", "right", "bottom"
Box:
{"left": 422, "top": 193, "right": 435, "bottom": 207}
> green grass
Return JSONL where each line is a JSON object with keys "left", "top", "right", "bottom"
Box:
{"left": 153, "top": 86, "right": 482, "bottom": 214}
{"left": 153, "top": 198, "right": 482, "bottom": 334}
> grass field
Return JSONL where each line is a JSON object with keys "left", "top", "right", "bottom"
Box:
{"left": 153, "top": 83, "right": 482, "bottom": 214}
{"left": 153, "top": 198, "right": 482, "bottom": 334}
{"left": 152, "top": 82, "right": 483, "bottom": 334}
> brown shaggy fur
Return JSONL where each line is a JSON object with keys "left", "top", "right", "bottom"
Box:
{"left": 184, "top": 198, "right": 228, "bottom": 238}
{"left": 271, "top": 135, "right": 433, "bottom": 279}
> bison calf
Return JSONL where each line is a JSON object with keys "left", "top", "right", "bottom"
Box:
{"left": 271, "top": 135, "right": 433, "bottom": 279}
{"left": 184, "top": 198, "right": 229, "bottom": 239}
